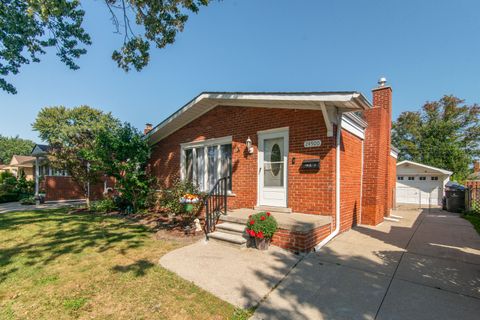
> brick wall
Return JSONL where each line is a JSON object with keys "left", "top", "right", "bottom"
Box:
{"left": 339, "top": 129, "right": 363, "bottom": 232}
{"left": 149, "top": 105, "right": 336, "bottom": 216}
{"left": 361, "top": 86, "right": 393, "bottom": 225}
{"left": 45, "top": 176, "right": 115, "bottom": 201}
{"left": 271, "top": 224, "right": 331, "bottom": 252}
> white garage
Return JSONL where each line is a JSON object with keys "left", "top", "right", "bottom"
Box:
{"left": 396, "top": 160, "right": 452, "bottom": 207}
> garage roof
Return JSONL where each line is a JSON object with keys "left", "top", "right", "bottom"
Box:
{"left": 397, "top": 160, "right": 453, "bottom": 175}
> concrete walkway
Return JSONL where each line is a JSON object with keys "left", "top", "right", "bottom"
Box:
{"left": 160, "top": 241, "right": 301, "bottom": 308}
{"left": 0, "top": 200, "right": 86, "bottom": 214}
{"left": 253, "top": 208, "right": 480, "bottom": 319}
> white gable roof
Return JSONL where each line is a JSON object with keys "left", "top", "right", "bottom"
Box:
{"left": 147, "top": 91, "right": 372, "bottom": 144}
{"left": 397, "top": 160, "right": 453, "bottom": 175}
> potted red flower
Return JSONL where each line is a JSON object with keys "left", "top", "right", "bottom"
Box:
{"left": 245, "top": 212, "right": 278, "bottom": 250}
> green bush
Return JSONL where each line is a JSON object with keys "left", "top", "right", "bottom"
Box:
{"left": 0, "top": 192, "right": 19, "bottom": 203}
{"left": 90, "top": 198, "right": 117, "bottom": 213}
{"left": 156, "top": 179, "right": 204, "bottom": 218}
{"left": 0, "top": 175, "right": 17, "bottom": 193}
{"left": 15, "top": 172, "right": 34, "bottom": 195}
{"left": 245, "top": 212, "right": 278, "bottom": 239}
{"left": 20, "top": 196, "right": 36, "bottom": 205}
{"left": 0, "top": 171, "right": 15, "bottom": 184}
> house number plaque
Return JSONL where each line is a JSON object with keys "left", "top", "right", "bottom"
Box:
{"left": 304, "top": 139, "right": 321, "bottom": 148}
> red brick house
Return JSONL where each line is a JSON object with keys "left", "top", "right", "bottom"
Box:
{"left": 147, "top": 79, "right": 397, "bottom": 252}
{"left": 31, "top": 144, "right": 114, "bottom": 202}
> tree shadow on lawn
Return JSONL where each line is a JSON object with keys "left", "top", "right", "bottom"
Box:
{"left": 0, "top": 209, "right": 153, "bottom": 283}
{"left": 111, "top": 259, "right": 155, "bottom": 277}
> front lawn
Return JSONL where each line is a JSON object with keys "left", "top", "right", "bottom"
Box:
{"left": 0, "top": 209, "right": 240, "bottom": 319}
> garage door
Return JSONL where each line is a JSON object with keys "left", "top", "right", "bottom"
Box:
{"left": 396, "top": 179, "right": 442, "bottom": 206}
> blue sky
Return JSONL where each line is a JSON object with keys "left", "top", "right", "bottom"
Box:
{"left": 1, "top": 0, "right": 479, "bottom": 143}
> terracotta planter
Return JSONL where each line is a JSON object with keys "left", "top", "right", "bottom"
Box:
{"left": 254, "top": 237, "right": 271, "bottom": 250}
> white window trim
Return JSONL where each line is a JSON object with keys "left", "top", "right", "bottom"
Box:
{"left": 180, "top": 136, "right": 232, "bottom": 192}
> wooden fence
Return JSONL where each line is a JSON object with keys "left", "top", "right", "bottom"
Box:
{"left": 465, "top": 187, "right": 480, "bottom": 213}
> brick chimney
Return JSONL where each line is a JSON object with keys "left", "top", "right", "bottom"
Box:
{"left": 144, "top": 123, "right": 153, "bottom": 135}
{"left": 474, "top": 160, "right": 480, "bottom": 173}
{"left": 361, "top": 78, "right": 393, "bottom": 225}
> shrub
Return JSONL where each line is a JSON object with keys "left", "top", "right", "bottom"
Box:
{"left": 0, "top": 175, "right": 17, "bottom": 194}
{"left": 245, "top": 212, "right": 278, "bottom": 239}
{"left": 0, "top": 171, "right": 15, "bottom": 184}
{"left": 20, "top": 196, "right": 36, "bottom": 205}
{"left": 0, "top": 192, "right": 19, "bottom": 203}
{"left": 90, "top": 198, "right": 117, "bottom": 213}
{"left": 156, "top": 179, "right": 204, "bottom": 218}
{"left": 15, "top": 172, "right": 34, "bottom": 195}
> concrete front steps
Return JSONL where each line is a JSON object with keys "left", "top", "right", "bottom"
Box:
{"left": 208, "top": 221, "right": 248, "bottom": 248}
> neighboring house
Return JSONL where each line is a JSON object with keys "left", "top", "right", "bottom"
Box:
{"left": 0, "top": 155, "right": 36, "bottom": 180}
{"left": 31, "top": 144, "right": 113, "bottom": 202}
{"left": 146, "top": 79, "right": 397, "bottom": 252}
{"left": 396, "top": 160, "right": 452, "bottom": 207}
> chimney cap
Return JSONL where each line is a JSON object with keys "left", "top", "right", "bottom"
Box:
{"left": 378, "top": 77, "right": 387, "bottom": 87}
{"left": 144, "top": 123, "right": 154, "bottom": 135}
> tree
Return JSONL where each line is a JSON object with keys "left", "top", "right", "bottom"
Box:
{"left": 0, "top": 135, "right": 35, "bottom": 164}
{"left": 94, "top": 122, "right": 151, "bottom": 212}
{"left": 392, "top": 95, "right": 480, "bottom": 181}
{"left": 1, "top": 0, "right": 210, "bottom": 94}
{"left": 32, "top": 105, "right": 120, "bottom": 207}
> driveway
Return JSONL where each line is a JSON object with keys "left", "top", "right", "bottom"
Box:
{"left": 254, "top": 208, "right": 480, "bottom": 319}
{"left": 0, "top": 200, "right": 86, "bottom": 214}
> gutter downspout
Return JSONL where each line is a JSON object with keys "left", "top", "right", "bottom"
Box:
{"left": 359, "top": 139, "right": 364, "bottom": 223}
{"left": 315, "top": 111, "right": 343, "bottom": 251}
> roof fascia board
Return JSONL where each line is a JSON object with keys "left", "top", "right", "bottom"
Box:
{"left": 396, "top": 160, "right": 453, "bottom": 175}
{"left": 341, "top": 113, "right": 365, "bottom": 140}
{"left": 147, "top": 92, "right": 373, "bottom": 144}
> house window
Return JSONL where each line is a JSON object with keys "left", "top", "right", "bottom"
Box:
{"left": 431, "top": 176, "right": 439, "bottom": 181}
{"left": 181, "top": 136, "right": 232, "bottom": 192}
{"left": 397, "top": 176, "right": 404, "bottom": 181}
{"left": 408, "top": 176, "right": 415, "bottom": 181}
{"left": 419, "top": 177, "right": 426, "bottom": 181}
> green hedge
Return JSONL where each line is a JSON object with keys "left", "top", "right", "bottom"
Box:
{"left": 0, "top": 193, "right": 19, "bottom": 203}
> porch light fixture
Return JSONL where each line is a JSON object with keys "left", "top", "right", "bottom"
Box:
{"left": 246, "top": 136, "right": 254, "bottom": 154}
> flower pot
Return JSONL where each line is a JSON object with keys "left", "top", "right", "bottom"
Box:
{"left": 184, "top": 203, "right": 194, "bottom": 213}
{"left": 254, "top": 237, "right": 271, "bottom": 250}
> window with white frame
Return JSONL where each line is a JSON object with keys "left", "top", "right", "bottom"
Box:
{"left": 408, "top": 176, "right": 415, "bottom": 180}
{"left": 181, "top": 137, "right": 232, "bottom": 192}
{"left": 431, "top": 176, "right": 438, "bottom": 181}
{"left": 419, "top": 176, "right": 426, "bottom": 181}
{"left": 397, "top": 176, "right": 404, "bottom": 180}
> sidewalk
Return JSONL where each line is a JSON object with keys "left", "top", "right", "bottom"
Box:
{"left": 0, "top": 200, "right": 86, "bottom": 214}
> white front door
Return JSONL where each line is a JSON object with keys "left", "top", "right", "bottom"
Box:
{"left": 258, "top": 129, "right": 288, "bottom": 207}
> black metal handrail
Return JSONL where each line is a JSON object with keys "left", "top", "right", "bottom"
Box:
{"left": 204, "top": 176, "right": 229, "bottom": 240}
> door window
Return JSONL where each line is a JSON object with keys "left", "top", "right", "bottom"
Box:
{"left": 264, "top": 137, "right": 284, "bottom": 187}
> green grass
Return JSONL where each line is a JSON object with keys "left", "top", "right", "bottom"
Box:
{"left": 63, "top": 297, "right": 88, "bottom": 311}
{"left": 0, "top": 209, "right": 240, "bottom": 319}
{"left": 463, "top": 211, "right": 480, "bottom": 235}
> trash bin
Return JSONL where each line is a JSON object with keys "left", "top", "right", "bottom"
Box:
{"left": 445, "top": 189, "right": 465, "bottom": 213}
